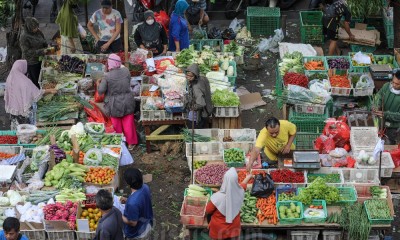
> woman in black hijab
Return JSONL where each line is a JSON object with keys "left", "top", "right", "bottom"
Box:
{"left": 133, "top": 10, "right": 168, "bottom": 56}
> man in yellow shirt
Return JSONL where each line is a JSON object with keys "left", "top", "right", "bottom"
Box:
{"left": 247, "top": 117, "right": 296, "bottom": 171}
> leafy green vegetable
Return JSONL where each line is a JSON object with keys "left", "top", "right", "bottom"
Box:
{"left": 211, "top": 89, "right": 240, "bottom": 106}
{"left": 176, "top": 46, "right": 198, "bottom": 68}
{"left": 294, "top": 177, "right": 340, "bottom": 205}
{"left": 224, "top": 41, "right": 244, "bottom": 56}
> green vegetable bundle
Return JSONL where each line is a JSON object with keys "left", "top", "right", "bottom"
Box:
{"left": 224, "top": 41, "right": 245, "bottom": 56}
{"left": 279, "top": 51, "right": 304, "bottom": 76}
{"left": 211, "top": 89, "right": 240, "bottom": 106}
{"left": 365, "top": 199, "right": 392, "bottom": 220}
{"left": 241, "top": 191, "right": 258, "bottom": 223}
{"left": 182, "top": 128, "right": 213, "bottom": 142}
{"left": 101, "top": 153, "right": 119, "bottom": 170}
{"left": 339, "top": 203, "right": 371, "bottom": 240}
{"left": 347, "top": 0, "right": 382, "bottom": 18}
{"left": 176, "top": 47, "right": 198, "bottom": 68}
{"left": 295, "top": 177, "right": 340, "bottom": 205}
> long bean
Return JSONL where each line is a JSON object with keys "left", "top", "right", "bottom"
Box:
{"left": 339, "top": 203, "right": 371, "bottom": 240}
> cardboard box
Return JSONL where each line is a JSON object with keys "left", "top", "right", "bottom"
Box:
{"left": 44, "top": 220, "right": 70, "bottom": 231}
{"left": 76, "top": 204, "right": 99, "bottom": 233}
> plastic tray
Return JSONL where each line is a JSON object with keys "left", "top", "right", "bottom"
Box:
{"left": 277, "top": 201, "right": 303, "bottom": 224}
{"left": 306, "top": 168, "right": 344, "bottom": 187}
{"left": 303, "top": 200, "right": 327, "bottom": 223}
{"left": 364, "top": 199, "right": 394, "bottom": 225}
{"left": 341, "top": 168, "right": 380, "bottom": 186}
{"left": 300, "top": 11, "right": 324, "bottom": 45}
{"left": 180, "top": 196, "right": 208, "bottom": 226}
{"left": 185, "top": 142, "right": 223, "bottom": 158}
{"left": 293, "top": 151, "right": 320, "bottom": 163}
{"left": 355, "top": 152, "right": 395, "bottom": 178}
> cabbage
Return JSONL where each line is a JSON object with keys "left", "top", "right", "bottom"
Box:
{"left": 0, "top": 197, "right": 9, "bottom": 206}
{"left": 211, "top": 89, "right": 240, "bottom": 107}
{"left": 68, "top": 122, "right": 85, "bottom": 138}
{"left": 7, "top": 190, "right": 23, "bottom": 206}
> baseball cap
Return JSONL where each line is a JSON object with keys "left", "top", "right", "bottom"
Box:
{"left": 101, "top": 0, "right": 112, "bottom": 7}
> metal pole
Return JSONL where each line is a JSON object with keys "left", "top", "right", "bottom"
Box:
{"left": 282, "top": 15, "right": 287, "bottom": 38}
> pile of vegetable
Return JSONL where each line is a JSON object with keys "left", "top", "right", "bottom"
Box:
{"left": 85, "top": 167, "right": 116, "bottom": 185}
{"left": 37, "top": 96, "right": 82, "bottom": 122}
{"left": 49, "top": 144, "right": 66, "bottom": 164}
{"left": 326, "top": 212, "right": 340, "bottom": 223}
{"left": 85, "top": 123, "right": 105, "bottom": 134}
{"left": 55, "top": 188, "right": 86, "bottom": 203}
{"left": 0, "top": 190, "right": 26, "bottom": 207}
{"left": 101, "top": 134, "right": 123, "bottom": 145}
{"left": 79, "top": 207, "right": 102, "bottom": 232}
{"left": 241, "top": 191, "right": 258, "bottom": 223}
{"left": 176, "top": 47, "right": 199, "bottom": 68}
{"left": 224, "top": 41, "right": 245, "bottom": 56}
{"left": 307, "top": 173, "right": 341, "bottom": 183}
{"left": 269, "top": 169, "right": 305, "bottom": 183}
{"left": 44, "top": 201, "right": 78, "bottom": 230}
{"left": 44, "top": 160, "right": 88, "bottom": 188}
{"left": 57, "top": 131, "right": 72, "bottom": 151}
{"left": 57, "top": 55, "right": 85, "bottom": 74}
{"left": 278, "top": 191, "right": 296, "bottom": 201}
{"left": 370, "top": 186, "right": 388, "bottom": 198}
{"left": 26, "top": 191, "right": 59, "bottom": 205}
{"left": 278, "top": 51, "right": 304, "bottom": 76}
{"left": 194, "top": 160, "right": 207, "bottom": 170}
{"left": 0, "top": 152, "right": 17, "bottom": 160}
{"left": 364, "top": 199, "right": 392, "bottom": 220}
{"left": 224, "top": 148, "right": 245, "bottom": 164}
{"left": 375, "top": 55, "right": 396, "bottom": 68}
{"left": 356, "top": 150, "right": 377, "bottom": 165}
{"left": 182, "top": 128, "right": 213, "bottom": 142}
{"left": 330, "top": 75, "right": 350, "bottom": 88}
{"left": 78, "top": 134, "right": 98, "bottom": 153}
{"left": 256, "top": 193, "right": 277, "bottom": 224}
{"left": 304, "top": 60, "right": 325, "bottom": 70}
{"left": 195, "top": 164, "right": 229, "bottom": 186}
{"left": 278, "top": 202, "right": 302, "bottom": 220}
{"left": 327, "top": 57, "right": 350, "bottom": 69}
{"left": 308, "top": 73, "right": 328, "bottom": 81}
{"left": 339, "top": 203, "right": 371, "bottom": 240}
{"left": 186, "top": 184, "right": 210, "bottom": 198}
{"left": 295, "top": 177, "right": 340, "bottom": 204}
{"left": 211, "top": 89, "right": 240, "bottom": 106}
{"left": 283, "top": 72, "right": 308, "bottom": 88}
{"left": 0, "top": 135, "right": 18, "bottom": 144}
{"left": 347, "top": 0, "right": 382, "bottom": 18}
{"left": 350, "top": 53, "right": 374, "bottom": 66}
{"left": 100, "top": 153, "right": 119, "bottom": 170}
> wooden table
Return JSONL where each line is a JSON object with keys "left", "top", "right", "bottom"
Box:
{"left": 142, "top": 119, "right": 185, "bottom": 153}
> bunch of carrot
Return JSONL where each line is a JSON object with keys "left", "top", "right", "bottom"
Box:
{"left": 304, "top": 60, "right": 325, "bottom": 70}
{"left": 0, "top": 152, "right": 17, "bottom": 160}
{"left": 330, "top": 75, "right": 350, "bottom": 87}
{"left": 256, "top": 192, "right": 278, "bottom": 225}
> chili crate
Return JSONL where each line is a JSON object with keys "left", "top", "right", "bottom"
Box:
{"left": 300, "top": 11, "right": 324, "bottom": 45}
{"left": 307, "top": 168, "right": 344, "bottom": 187}
{"left": 294, "top": 132, "right": 320, "bottom": 150}
{"left": 268, "top": 168, "right": 307, "bottom": 189}
{"left": 213, "top": 106, "right": 240, "bottom": 118}
{"left": 329, "top": 69, "right": 351, "bottom": 96}
{"left": 349, "top": 52, "right": 375, "bottom": 73}
{"left": 180, "top": 196, "right": 208, "bottom": 225}
{"left": 355, "top": 152, "right": 395, "bottom": 178}
{"left": 341, "top": 169, "right": 380, "bottom": 186}
{"left": 218, "top": 129, "right": 256, "bottom": 143}
{"left": 0, "top": 130, "right": 18, "bottom": 146}
{"left": 246, "top": 7, "right": 281, "bottom": 37}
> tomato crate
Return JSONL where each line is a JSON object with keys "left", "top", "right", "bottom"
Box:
{"left": 290, "top": 231, "right": 319, "bottom": 240}
{"left": 0, "top": 130, "right": 18, "bottom": 146}
{"left": 213, "top": 106, "right": 239, "bottom": 118}
{"left": 276, "top": 201, "right": 303, "bottom": 224}
{"left": 223, "top": 148, "right": 246, "bottom": 168}
{"left": 300, "top": 11, "right": 324, "bottom": 45}
{"left": 218, "top": 129, "right": 256, "bottom": 143}
{"left": 185, "top": 142, "right": 223, "bottom": 158}
{"left": 307, "top": 168, "right": 344, "bottom": 187}
{"left": 303, "top": 200, "right": 327, "bottom": 223}
{"left": 246, "top": 7, "right": 281, "bottom": 37}
{"left": 294, "top": 132, "right": 320, "bottom": 150}
{"left": 180, "top": 196, "right": 208, "bottom": 226}
{"left": 349, "top": 52, "right": 375, "bottom": 73}
{"left": 329, "top": 69, "right": 351, "bottom": 96}
{"left": 364, "top": 199, "right": 394, "bottom": 225}
{"left": 341, "top": 169, "right": 380, "bottom": 186}
{"left": 355, "top": 152, "right": 395, "bottom": 178}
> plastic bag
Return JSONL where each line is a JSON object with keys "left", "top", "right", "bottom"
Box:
{"left": 329, "top": 148, "right": 348, "bottom": 158}
{"left": 94, "top": 83, "right": 105, "bottom": 103}
{"left": 154, "top": 10, "right": 169, "bottom": 35}
{"left": 250, "top": 174, "right": 274, "bottom": 198}
{"left": 257, "top": 29, "right": 284, "bottom": 53}
{"left": 84, "top": 101, "right": 114, "bottom": 133}
{"left": 130, "top": 49, "right": 148, "bottom": 65}
{"left": 113, "top": 195, "right": 126, "bottom": 213}
{"left": 85, "top": 122, "right": 105, "bottom": 135}
{"left": 356, "top": 74, "right": 373, "bottom": 88}
{"left": 386, "top": 147, "right": 400, "bottom": 167}
{"left": 314, "top": 135, "right": 336, "bottom": 154}
{"left": 228, "top": 18, "right": 244, "bottom": 33}
{"left": 120, "top": 143, "right": 134, "bottom": 166}
{"left": 30, "top": 146, "right": 50, "bottom": 171}
{"left": 323, "top": 118, "right": 351, "bottom": 148}
{"left": 144, "top": 97, "right": 164, "bottom": 110}
{"left": 352, "top": 52, "right": 372, "bottom": 65}
{"left": 83, "top": 148, "right": 102, "bottom": 166}
{"left": 78, "top": 78, "right": 94, "bottom": 91}
{"left": 309, "top": 80, "right": 331, "bottom": 98}
{"left": 17, "top": 124, "right": 37, "bottom": 144}
{"left": 287, "top": 84, "right": 331, "bottom": 105}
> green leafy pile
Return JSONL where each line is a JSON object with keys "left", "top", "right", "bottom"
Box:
{"left": 211, "top": 89, "right": 240, "bottom": 107}
{"left": 278, "top": 51, "right": 304, "bottom": 76}
{"left": 176, "top": 46, "right": 198, "bottom": 68}
{"left": 294, "top": 177, "right": 339, "bottom": 205}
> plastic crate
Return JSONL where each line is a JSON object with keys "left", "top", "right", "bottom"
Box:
{"left": 374, "top": 54, "right": 398, "bottom": 67}
{"left": 293, "top": 103, "right": 326, "bottom": 115}
{"left": 336, "top": 187, "right": 357, "bottom": 204}
{"left": 223, "top": 148, "right": 245, "bottom": 168}
{"left": 0, "top": 130, "right": 18, "bottom": 146}
{"left": 185, "top": 142, "right": 222, "bottom": 158}
{"left": 300, "top": 11, "right": 324, "bottom": 45}
{"left": 355, "top": 152, "right": 395, "bottom": 178}
{"left": 289, "top": 107, "right": 328, "bottom": 121}
{"left": 46, "top": 230, "right": 75, "bottom": 240}
{"left": 188, "top": 129, "right": 220, "bottom": 142}
{"left": 383, "top": 17, "right": 393, "bottom": 37}
{"left": 184, "top": 187, "right": 213, "bottom": 199}
{"left": 190, "top": 39, "right": 224, "bottom": 52}
{"left": 277, "top": 201, "right": 303, "bottom": 224}
{"left": 303, "top": 56, "right": 328, "bottom": 74}
{"left": 180, "top": 196, "right": 208, "bottom": 226}
{"left": 140, "top": 101, "right": 173, "bottom": 122}
{"left": 0, "top": 146, "right": 23, "bottom": 159}
{"left": 289, "top": 108, "right": 327, "bottom": 133}
{"left": 76, "top": 231, "right": 96, "bottom": 240}
{"left": 303, "top": 200, "right": 327, "bottom": 223}
{"left": 307, "top": 168, "right": 344, "bottom": 186}
{"left": 350, "top": 44, "right": 377, "bottom": 54}
{"left": 326, "top": 56, "right": 351, "bottom": 70}
{"left": 356, "top": 186, "right": 394, "bottom": 217}
{"left": 218, "top": 129, "right": 256, "bottom": 143}
{"left": 349, "top": 73, "right": 375, "bottom": 97}
{"left": 246, "top": 7, "right": 281, "bottom": 37}
{"left": 341, "top": 168, "right": 380, "bottom": 186}
{"left": 268, "top": 169, "right": 307, "bottom": 188}
{"left": 221, "top": 60, "right": 237, "bottom": 86}
{"left": 349, "top": 52, "right": 375, "bottom": 73}
{"left": 387, "top": 35, "right": 394, "bottom": 49}
{"left": 364, "top": 199, "right": 394, "bottom": 225}
{"left": 295, "top": 132, "right": 320, "bottom": 150}
{"left": 322, "top": 231, "right": 342, "bottom": 240}
{"left": 213, "top": 106, "right": 239, "bottom": 117}
{"left": 276, "top": 185, "right": 298, "bottom": 201}
{"left": 290, "top": 231, "right": 319, "bottom": 240}
{"left": 350, "top": 127, "right": 379, "bottom": 153}
{"left": 20, "top": 230, "right": 46, "bottom": 240}
{"left": 329, "top": 70, "right": 351, "bottom": 96}
{"left": 221, "top": 142, "right": 257, "bottom": 168}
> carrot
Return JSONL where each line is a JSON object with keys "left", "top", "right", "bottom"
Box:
{"left": 256, "top": 192, "right": 278, "bottom": 225}
{"left": 0, "top": 152, "right": 17, "bottom": 159}
{"left": 304, "top": 60, "right": 325, "bottom": 70}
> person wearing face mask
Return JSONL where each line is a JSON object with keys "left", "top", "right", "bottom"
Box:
{"left": 19, "top": 17, "right": 50, "bottom": 89}
{"left": 247, "top": 117, "right": 297, "bottom": 171}
{"left": 373, "top": 71, "right": 400, "bottom": 144}
{"left": 133, "top": 10, "right": 168, "bottom": 56}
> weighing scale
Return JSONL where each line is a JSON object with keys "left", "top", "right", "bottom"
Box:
{"left": 293, "top": 151, "right": 321, "bottom": 169}
{"left": 369, "top": 64, "right": 393, "bottom": 80}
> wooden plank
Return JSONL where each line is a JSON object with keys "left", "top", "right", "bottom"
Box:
{"left": 36, "top": 118, "right": 76, "bottom": 127}
{"left": 150, "top": 125, "right": 171, "bottom": 136}
{"left": 146, "top": 134, "right": 184, "bottom": 141}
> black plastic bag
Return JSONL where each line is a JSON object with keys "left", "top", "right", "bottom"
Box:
{"left": 250, "top": 173, "right": 274, "bottom": 198}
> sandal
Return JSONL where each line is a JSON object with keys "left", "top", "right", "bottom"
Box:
{"left": 128, "top": 145, "right": 135, "bottom": 151}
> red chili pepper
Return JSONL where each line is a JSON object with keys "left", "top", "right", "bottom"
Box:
{"left": 0, "top": 136, "right": 18, "bottom": 144}
{"left": 270, "top": 169, "right": 304, "bottom": 183}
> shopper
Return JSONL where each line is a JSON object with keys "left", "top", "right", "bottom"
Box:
{"left": 94, "top": 189, "right": 124, "bottom": 240}
{"left": 247, "top": 117, "right": 297, "bottom": 171}
{"left": 373, "top": 71, "right": 400, "bottom": 144}
{"left": 169, "top": 0, "right": 190, "bottom": 52}
{"left": 87, "top": 0, "right": 123, "bottom": 53}
{"left": 4, "top": 60, "right": 57, "bottom": 129}
{"left": 19, "top": 17, "right": 48, "bottom": 89}
{"left": 122, "top": 168, "right": 153, "bottom": 240}
{"left": 184, "top": 63, "right": 213, "bottom": 129}
{"left": 134, "top": 10, "right": 168, "bottom": 56}
{"left": 185, "top": 0, "right": 209, "bottom": 27}
{"left": 322, "top": 0, "right": 355, "bottom": 55}
{"left": 0, "top": 217, "right": 28, "bottom": 240}
{"left": 206, "top": 168, "right": 252, "bottom": 240}
{"left": 97, "top": 54, "right": 138, "bottom": 150}
{"left": 55, "top": 0, "right": 83, "bottom": 54}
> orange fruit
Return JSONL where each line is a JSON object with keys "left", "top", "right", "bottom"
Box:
{"left": 88, "top": 208, "right": 94, "bottom": 213}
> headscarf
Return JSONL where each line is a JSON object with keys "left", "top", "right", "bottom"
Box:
{"left": 137, "top": 10, "right": 160, "bottom": 44}
{"left": 174, "top": 0, "right": 189, "bottom": 17}
{"left": 144, "top": 10, "right": 155, "bottom": 20}
{"left": 108, "top": 54, "right": 122, "bottom": 70}
{"left": 4, "top": 60, "right": 42, "bottom": 117}
{"left": 210, "top": 168, "right": 245, "bottom": 223}
{"left": 24, "top": 17, "right": 40, "bottom": 33}
{"left": 55, "top": 0, "right": 78, "bottom": 38}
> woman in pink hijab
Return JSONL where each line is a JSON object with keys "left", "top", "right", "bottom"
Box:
{"left": 4, "top": 60, "right": 56, "bottom": 128}
{"left": 98, "top": 54, "right": 138, "bottom": 150}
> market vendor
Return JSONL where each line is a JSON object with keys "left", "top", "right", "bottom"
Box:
{"left": 185, "top": 0, "right": 209, "bottom": 28}
{"left": 206, "top": 168, "right": 252, "bottom": 240}
{"left": 55, "top": 0, "right": 83, "bottom": 54}
{"left": 322, "top": 0, "right": 355, "bottom": 55}
{"left": 184, "top": 63, "right": 213, "bottom": 129}
{"left": 373, "top": 71, "right": 400, "bottom": 144}
{"left": 169, "top": 0, "right": 190, "bottom": 52}
{"left": 134, "top": 10, "right": 168, "bottom": 56}
{"left": 87, "top": 0, "right": 123, "bottom": 53}
{"left": 4, "top": 60, "right": 57, "bottom": 129}
{"left": 247, "top": 117, "right": 296, "bottom": 171}
{"left": 0, "top": 217, "right": 28, "bottom": 240}
{"left": 19, "top": 17, "right": 50, "bottom": 89}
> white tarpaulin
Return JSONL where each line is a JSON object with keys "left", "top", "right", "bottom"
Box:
{"left": 278, "top": 42, "right": 317, "bottom": 59}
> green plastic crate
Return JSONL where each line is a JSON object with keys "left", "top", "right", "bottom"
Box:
{"left": 374, "top": 55, "right": 398, "bottom": 68}
{"left": 383, "top": 18, "right": 393, "bottom": 37}
{"left": 350, "top": 44, "right": 377, "bottom": 54}
{"left": 300, "top": 11, "right": 324, "bottom": 45}
{"left": 325, "top": 56, "right": 351, "bottom": 70}
{"left": 289, "top": 108, "right": 328, "bottom": 121}
{"left": 349, "top": 52, "right": 375, "bottom": 73}
{"left": 349, "top": 18, "right": 364, "bottom": 28}
{"left": 289, "top": 119, "right": 326, "bottom": 134}
{"left": 336, "top": 187, "right": 357, "bottom": 205}
{"left": 246, "top": 7, "right": 281, "bottom": 37}
{"left": 303, "top": 200, "right": 327, "bottom": 223}
{"left": 364, "top": 199, "right": 394, "bottom": 225}
{"left": 275, "top": 60, "right": 284, "bottom": 109}
{"left": 184, "top": 187, "right": 213, "bottom": 200}
{"left": 303, "top": 56, "right": 328, "bottom": 74}
{"left": 0, "top": 131, "right": 18, "bottom": 146}
{"left": 190, "top": 39, "right": 224, "bottom": 52}
{"left": 365, "top": 17, "right": 383, "bottom": 29}
{"left": 294, "top": 132, "right": 320, "bottom": 150}
{"left": 277, "top": 201, "right": 303, "bottom": 224}
{"left": 387, "top": 35, "right": 394, "bottom": 49}
{"left": 223, "top": 148, "right": 245, "bottom": 168}
{"left": 190, "top": 39, "right": 203, "bottom": 51}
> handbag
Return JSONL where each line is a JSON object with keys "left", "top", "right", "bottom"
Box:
{"left": 250, "top": 173, "right": 274, "bottom": 198}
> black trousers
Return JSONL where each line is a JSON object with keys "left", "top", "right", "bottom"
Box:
{"left": 27, "top": 62, "right": 42, "bottom": 89}
{"left": 96, "top": 38, "right": 123, "bottom": 54}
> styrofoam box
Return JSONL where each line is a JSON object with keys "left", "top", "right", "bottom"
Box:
{"left": 355, "top": 152, "right": 395, "bottom": 178}
{"left": 185, "top": 142, "right": 223, "bottom": 157}
{"left": 218, "top": 128, "right": 257, "bottom": 142}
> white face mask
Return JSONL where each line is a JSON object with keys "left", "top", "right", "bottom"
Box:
{"left": 390, "top": 84, "right": 400, "bottom": 95}
{"left": 146, "top": 19, "right": 154, "bottom": 25}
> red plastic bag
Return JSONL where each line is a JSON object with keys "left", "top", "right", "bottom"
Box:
{"left": 94, "top": 83, "right": 105, "bottom": 103}
{"left": 155, "top": 58, "right": 175, "bottom": 74}
{"left": 314, "top": 135, "right": 336, "bottom": 154}
{"left": 323, "top": 117, "right": 351, "bottom": 148}
{"left": 84, "top": 101, "right": 114, "bottom": 133}
{"left": 386, "top": 146, "right": 400, "bottom": 167}
{"left": 155, "top": 11, "right": 169, "bottom": 35}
